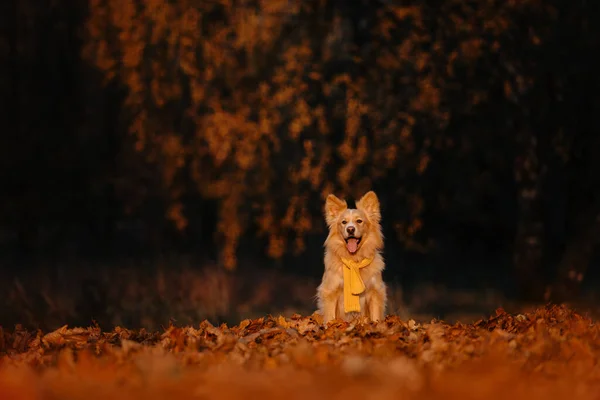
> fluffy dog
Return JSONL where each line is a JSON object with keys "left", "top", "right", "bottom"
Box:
{"left": 316, "top": 191, "right": 386, "bottom": 324}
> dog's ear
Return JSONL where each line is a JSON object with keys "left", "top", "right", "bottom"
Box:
{"left": 325, "top": 194, "right": 347, "bottom": 226}
{"left": 356, "top": 191, "right": 380, "bottom": 224}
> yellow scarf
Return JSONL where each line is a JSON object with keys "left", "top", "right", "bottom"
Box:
{"left": 341, "top": 257, "right": 373, "bottom": 313}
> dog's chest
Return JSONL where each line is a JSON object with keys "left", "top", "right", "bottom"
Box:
{"left": 331, "top": 261, "right": 378, "bottom": 289}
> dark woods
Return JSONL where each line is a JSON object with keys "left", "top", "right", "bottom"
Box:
{"left": 1, "top": 0, "right": 600, "bottom": 304}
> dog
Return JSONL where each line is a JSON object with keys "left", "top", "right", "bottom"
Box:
{"left": 316, "top": 191, "right": 387, "bottom": 324}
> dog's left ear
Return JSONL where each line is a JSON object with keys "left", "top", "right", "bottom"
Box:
{"left": 356, "top": 191, "right": 380, "bottom": 224}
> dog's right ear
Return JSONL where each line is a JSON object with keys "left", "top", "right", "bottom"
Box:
{"left": 324, "top": 194, "right": 347, "bottom": 226}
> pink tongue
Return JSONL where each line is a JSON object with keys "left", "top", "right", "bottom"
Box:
{"left": 346, "top": 238, "right": 358, "bottom": 253}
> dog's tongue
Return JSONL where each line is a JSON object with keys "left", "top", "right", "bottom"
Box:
{"left": 346, "top": 238, "right": 359, "bottom": 253}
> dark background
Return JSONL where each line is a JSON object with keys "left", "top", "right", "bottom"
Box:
{"left": 1, "top": 0, "right": 600, "bottom": 330}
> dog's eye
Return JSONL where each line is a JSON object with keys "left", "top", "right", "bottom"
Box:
{"left": 342, "top": 220, "right": 347, "bottom": 225}
{"left": 356, "top": 219, "right": 363, "bottom": 224}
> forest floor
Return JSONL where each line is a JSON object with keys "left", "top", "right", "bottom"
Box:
{"left": 2, "top": 260, "right": 600, "bottom": 399}
{"left": 1, "top": 305, "right": 600, "bottom": 399}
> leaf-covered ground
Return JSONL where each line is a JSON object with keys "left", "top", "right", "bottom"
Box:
{"left": 1, "top": 305, "right": 599, "bottom": 399}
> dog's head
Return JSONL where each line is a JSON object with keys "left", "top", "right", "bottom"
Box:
{"left": 324, "top": 191, "right": 382, "bottom": 255}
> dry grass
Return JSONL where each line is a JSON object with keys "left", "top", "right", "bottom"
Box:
{"left": 0, "top": 258, "right": 318, "bottom": 330}
{"left": 0, "top": 257, "right": 524, "bottom": 332}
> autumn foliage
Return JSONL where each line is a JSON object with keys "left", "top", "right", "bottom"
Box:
{"left": 1, "top": 0, "right": 599, "bottom": 302}
{"left": 3, "top": 0, "right": 600, "bottom": 395}
{"left": 1, "top": 305, "right": 600, "bottom": 399}
{"left": 81, "top": 0, "right": 576, "bottom": 269}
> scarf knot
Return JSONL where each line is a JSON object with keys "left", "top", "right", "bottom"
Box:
{"left": 341, "top": 257, "right": 373, "bottom": 313}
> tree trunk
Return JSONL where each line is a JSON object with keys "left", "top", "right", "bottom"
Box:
{"left": 513, "top": 129, "right": 545, "bottom": 300}
{"left": 548, "top": 209, "right": 600, "bottom": 302}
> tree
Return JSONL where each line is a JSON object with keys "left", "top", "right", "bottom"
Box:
{"left": 82, "top": 0, "right": 565, "bottom": 275}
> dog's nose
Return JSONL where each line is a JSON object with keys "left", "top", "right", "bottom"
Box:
{"left": 346, "top": 226, "right": 355, "bottom": 235}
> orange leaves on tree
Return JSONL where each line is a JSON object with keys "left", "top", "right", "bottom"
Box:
{"left": 167, "top": 203, "right": 187, "bottom": 232}
{"left": 81, "top": 0, "right": 555, "bottom": 268}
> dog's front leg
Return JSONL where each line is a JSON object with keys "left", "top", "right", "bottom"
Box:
{"left": 366, "top": 286, "right": 386, "bottom": 322}
{"left": 317, "top": 288, "right": 339, "bottom": 324}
